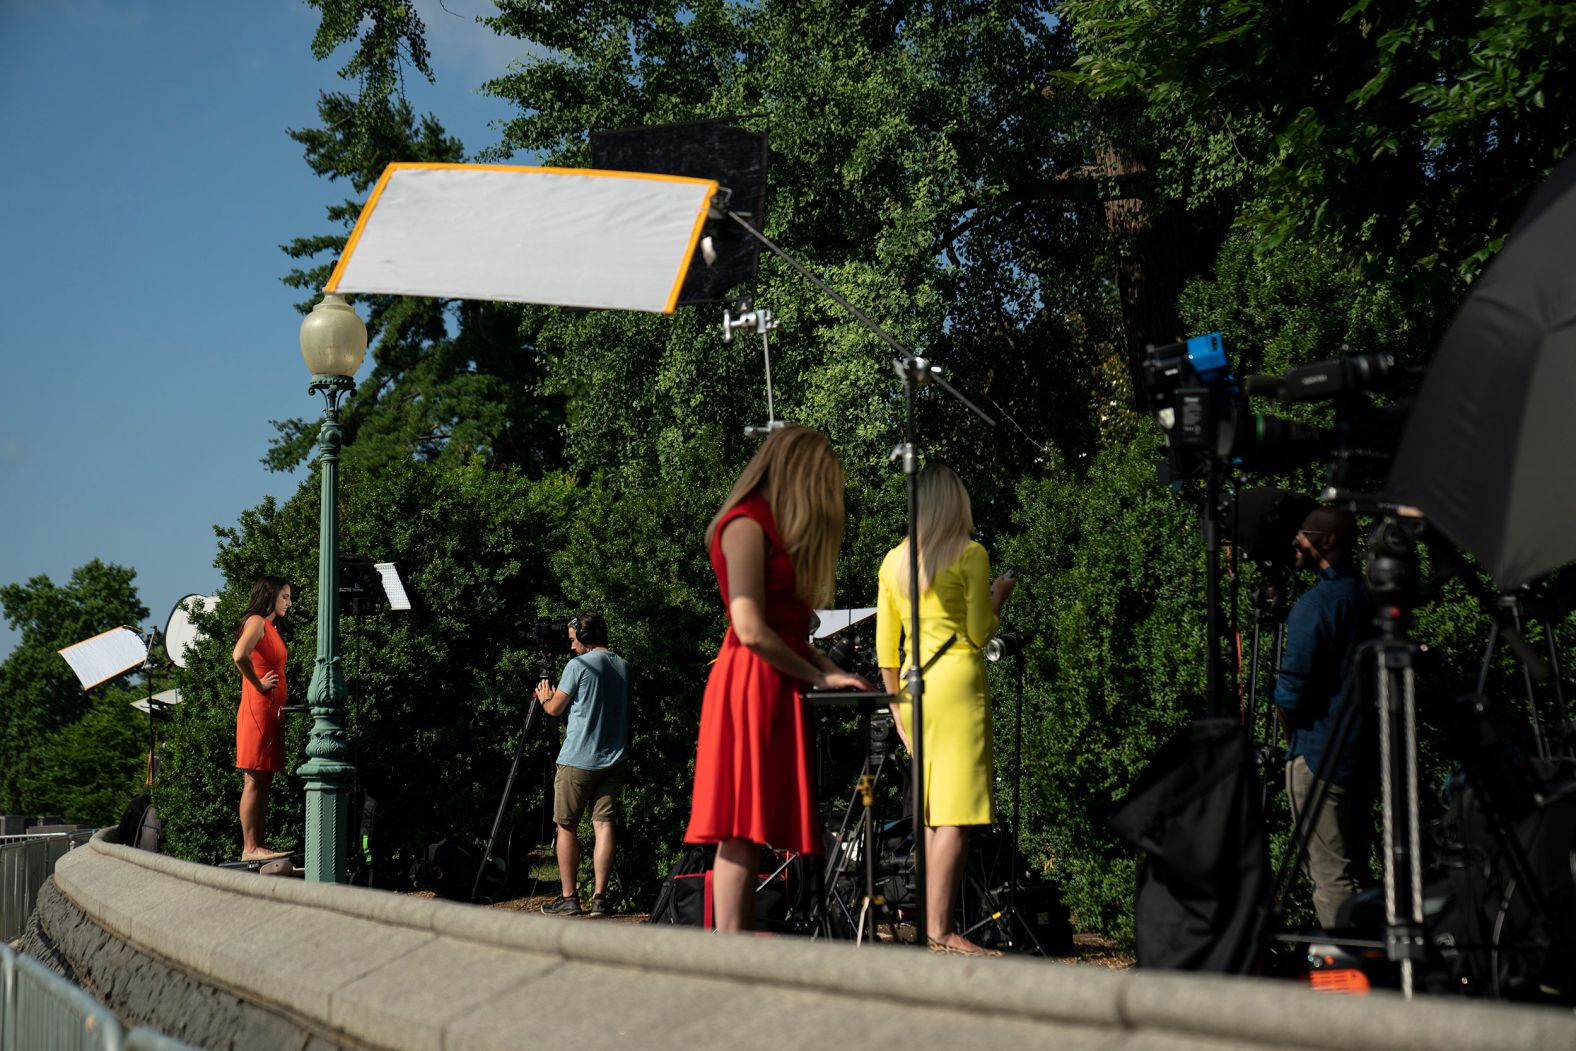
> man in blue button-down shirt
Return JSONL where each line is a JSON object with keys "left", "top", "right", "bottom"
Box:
{"left": 1275, "top": 507, "right": 1373, "bottom": 929}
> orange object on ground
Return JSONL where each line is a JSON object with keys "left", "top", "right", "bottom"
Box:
{"left": 1309, "top": 968, "right": 1371, "bottom": 994}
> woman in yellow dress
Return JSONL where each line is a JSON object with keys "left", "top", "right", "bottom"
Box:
{"left": 876, "top": 463, "right": 1015, "bottom": 954}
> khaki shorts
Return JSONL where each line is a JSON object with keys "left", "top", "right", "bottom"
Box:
{"left": 553, "top": 761, "right": 627, "bottom": 827}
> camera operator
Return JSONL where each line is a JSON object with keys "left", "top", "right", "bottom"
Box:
{"left": 1274, "top": 507, "right": 1374, "bottom": 931}
{"left": 533, "top": 611, "right": 629, "bottom": 918}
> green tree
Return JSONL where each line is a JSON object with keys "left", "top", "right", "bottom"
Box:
{"left": 1061, "top": 0, "right": 1576, "bottom": 286}
{"left": 0, "top": 561, "right": 149, "bottom": 819}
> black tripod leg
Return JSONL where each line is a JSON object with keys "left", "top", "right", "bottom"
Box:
{"left": 471, "top": 698, "right": 543, "bottom": 903}
{"left": 1253, "top": 642, "right": 1372, "bottom": 948}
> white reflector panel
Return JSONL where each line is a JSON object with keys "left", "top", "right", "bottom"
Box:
{"left": 373, "top": 563, "right": 411, "bottom": 611}
{"left": 164, "top": 593, "right": 218, "bottom": 669}
{"left": 325, "top": 163, "right": 718, "bottom": 314}
{"left": 811, "top": 607, "right": 878, "bottom": 640}
{"left": 59, "top": 627, "right": 147, "bottom": 690}
{"left": 132, "top": 689, "right": 183, "bottom": 714}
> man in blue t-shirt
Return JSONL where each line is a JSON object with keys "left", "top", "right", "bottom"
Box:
{"left": 1275, "top": 507, "right": 1373, "bottom": 930}
{"left": 532, "top": 611, "right": 630, "bottom": 918}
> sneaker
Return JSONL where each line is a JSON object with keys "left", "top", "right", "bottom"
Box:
{"left": 588, "top": 895, "right": 612, "bottom": 918}
{"left": 540, "top": 895, "right": 581, "bottom": 916}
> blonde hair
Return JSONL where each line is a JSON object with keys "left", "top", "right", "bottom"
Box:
{"left": 708, "top": 425, "right": 846, "bottom": 606}
{"left": 895, "top": 463, "right": 974, "bottom": 598}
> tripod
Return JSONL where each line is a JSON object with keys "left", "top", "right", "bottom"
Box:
{"left": 1475, "top": 590, "right": 1573, "bottom": 763}
{"left": 1253, "top": 514, "right": 1432, "bottom": 994}
{"left": 1259, "top": 513, "right": 1571, "bottom": 998}
{"left": 813, "top": 696, "right": 894, "bottom": 945}
{"left": 1243, "top": 575, "right": 1292, "bottom": 808}
{"left": 471, "top": 661, "right": 552, "bottom": 903}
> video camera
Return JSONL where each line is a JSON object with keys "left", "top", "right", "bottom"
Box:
{"left": 532, "top": 617, "right": 575, "bottom": 681}
{"left": 1143, "top": 332, "right": 1405, "bottom": 490}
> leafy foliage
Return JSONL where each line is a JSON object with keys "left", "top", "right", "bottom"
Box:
{"left": 1060, "top": 0, "right": 1576, "bottom": 283}
{"left": 303, "top": 0, "right": 434, "bottom": 175}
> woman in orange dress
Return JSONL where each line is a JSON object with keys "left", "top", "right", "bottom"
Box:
{"left": 685, "top": 425, "right": 872, "bottom": 932}
{"left": 233, "top": 575, "right": 293, "bottom": 862}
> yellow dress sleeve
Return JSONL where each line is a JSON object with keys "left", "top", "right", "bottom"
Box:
{"left": 962, "top": 542, "right": 999, "bottom": 648}
{"left": 875, "top": 547, "right": 904, "bottom": 668}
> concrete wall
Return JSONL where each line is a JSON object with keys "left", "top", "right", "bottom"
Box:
{"left": 24, "top": 831, "right": 1576, "bottom": 1051}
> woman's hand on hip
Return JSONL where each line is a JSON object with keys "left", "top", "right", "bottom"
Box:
{"left": 260, "top": 670, "right": 279, "bottom": 692}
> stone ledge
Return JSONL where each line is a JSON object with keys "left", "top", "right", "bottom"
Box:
{"left": 39, "top": 830, "right": 1576, "bottom": 1051}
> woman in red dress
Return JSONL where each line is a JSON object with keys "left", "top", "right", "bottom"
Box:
{"left": 685, "top": 425, "right": 872, "bottom": 931}
{"left": 232, "top": 575, "right": 294, "bottom": 862}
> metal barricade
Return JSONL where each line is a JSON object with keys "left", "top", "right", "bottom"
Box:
{"left": 123, "top": 1029, "right": 200, "bottom": 1051}
{"left": 0, "top": 831, "right": 95, "bottom": 943}
{"left": 1, "top": 942, "right": 200, "bottom": 1051}
{"left": 0, "top": 837, "right": 203, "bottom": 1051}
{"left": 3, "top": 943, "right": 123, "bottom": 1051}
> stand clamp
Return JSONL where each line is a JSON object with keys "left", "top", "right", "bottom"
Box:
{"left": 724, "top": 299, "right": 786, "bottom": 438}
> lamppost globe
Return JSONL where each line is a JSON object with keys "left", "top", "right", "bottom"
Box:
{"left": 299, "top": 293, "right": 367, "bottom": 379}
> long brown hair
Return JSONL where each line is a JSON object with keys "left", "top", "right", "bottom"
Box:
{"left": 234, "top": 576, "right": 290, "bottom": 641}
{"left": 708, "top": 425, "right": 845, "bottom": 606}
{"left": 894, "top": 463, "right": 974, "bottom": 598}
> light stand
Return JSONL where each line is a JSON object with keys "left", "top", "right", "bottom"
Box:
{"left": 722, "top": 300, "right": 784, "bottom": 438}
{"left": 718, "top": 206, "right": 995, "bottom": 944}
{"left": 984, "top": 631, "right": 1028, "bottom": 921}
{"left": 296, "top": 293, "right": 368, "bottom": 885}
{"left": 979, "top": 629, "right": 1046, "bottom": 953}
{"left": 1245, "top": 575, "right": 1292, "bottom": 808}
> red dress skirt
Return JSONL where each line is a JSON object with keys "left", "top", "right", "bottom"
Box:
{"left": 235, "top": 617, "right": 288, "bottom": 772}
{"left": 685, "top": 491, "right": 822, "bottom": 855}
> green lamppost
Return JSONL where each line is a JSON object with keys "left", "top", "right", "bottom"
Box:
{"left": 297, "top": 292, "right": 367, "bottom": 884}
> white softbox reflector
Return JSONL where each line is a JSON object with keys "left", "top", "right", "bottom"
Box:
{"left": 325, "top": 163, "right": 718, "bottom": 314}
{"left": 59, "top": 627, "right": 147, "bottom": 690}
{"left": 811, "top": 607, "right": 878, "bottom": 640}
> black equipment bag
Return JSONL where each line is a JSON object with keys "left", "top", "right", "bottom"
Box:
{"left": 410, "top": 837, "right": 502, "bottom": 901}
{"left": 116, "top": 794, "right": 164, "bottom": 853}
{"left": 1110, "top": 718, "right": 1269, "bottom": 973}
{"left": 648, "top": 843, "right": 804, "bottom": 931}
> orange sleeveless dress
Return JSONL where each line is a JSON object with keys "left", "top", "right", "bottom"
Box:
{"left": 236, "top": 617, "right": 287, "bottom": 772}
{"left": 685, "top": 490, "right": 822, "bottom": 855}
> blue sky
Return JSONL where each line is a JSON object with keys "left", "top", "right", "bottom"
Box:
{"left": 0, "top": 1, "right": 523, "bottom": 658}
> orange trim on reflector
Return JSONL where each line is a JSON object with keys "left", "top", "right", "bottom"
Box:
{"left": 325, "top": 163, "right": 397, "bottom": 292}
{"left": 664, "top": 178, "right": 720, "bottom": 314}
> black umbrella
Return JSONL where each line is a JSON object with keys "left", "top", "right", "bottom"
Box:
{"left": 1388, "top": 155, "right": 1576, "bottom": 591}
